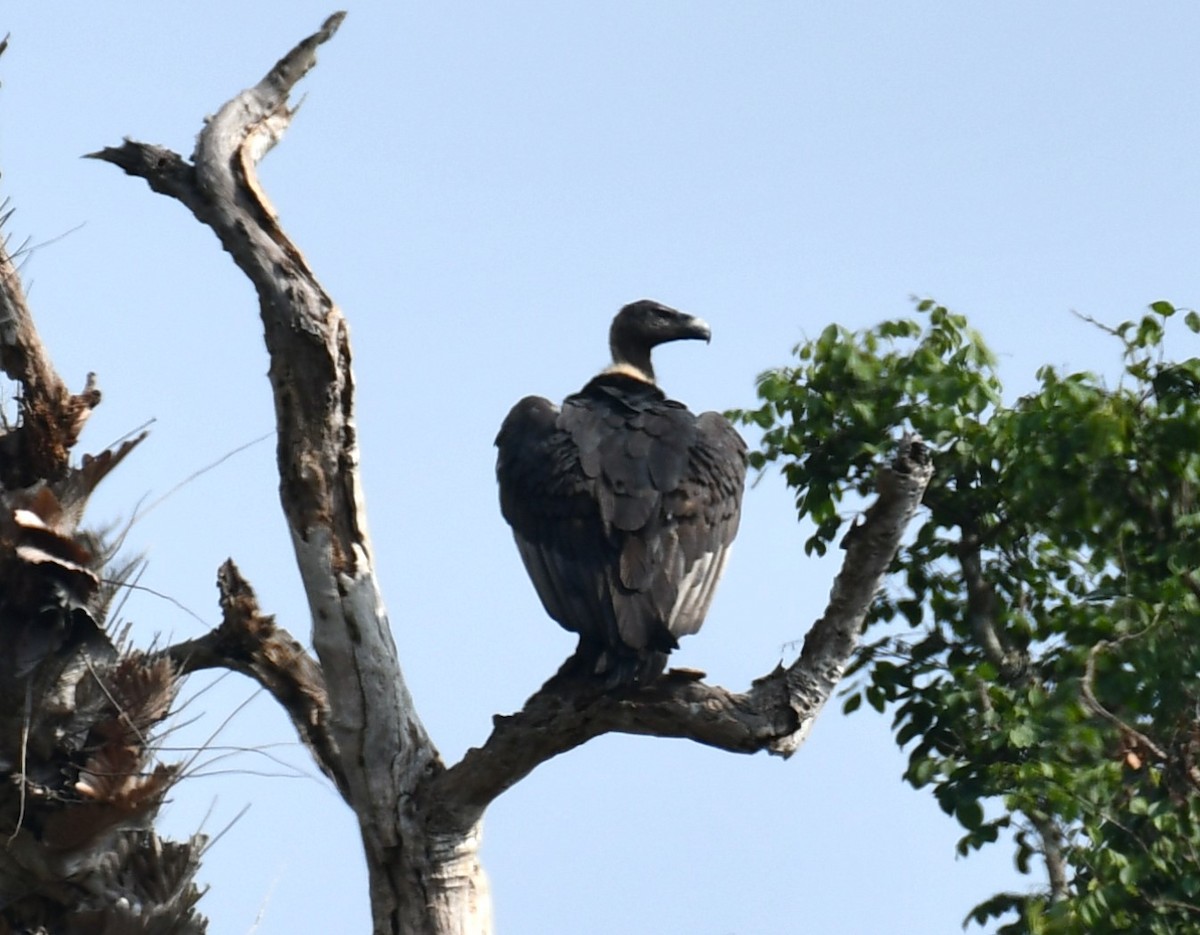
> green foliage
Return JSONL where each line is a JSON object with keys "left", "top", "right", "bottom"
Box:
{"left": 735, "top": 301, "right": 1200, "bottom": 932}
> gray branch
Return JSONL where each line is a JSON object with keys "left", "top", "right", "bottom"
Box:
{"left": 92, "top": 14, "right": 466, "bottom": 932}
{"left": 93, "top": 13, "right": 933, "bottom": 933}
{"left": 160, "top": 560, "right": 349, "bottom": 801}
{"left": 426, "top": 437, "right": 933, "bottom": 834}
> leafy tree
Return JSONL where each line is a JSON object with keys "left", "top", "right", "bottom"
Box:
{"left": 736, "top": 301, "right": 1200, "bottom": 932}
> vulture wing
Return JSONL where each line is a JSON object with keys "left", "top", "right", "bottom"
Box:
{"left": 661, "top": 409, "right": 746, "bottom": 639}
{"left": 495, "top": 393, "right": 618, "bottom": 648}
{"left": 496, "top": 374, "right": 747, "bottom": 684}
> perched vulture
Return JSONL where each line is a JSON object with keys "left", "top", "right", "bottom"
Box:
{"left": 496, "top": 300, "right": 747, "bottom": 687}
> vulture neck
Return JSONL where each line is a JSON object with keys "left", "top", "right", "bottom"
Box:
{"left": 603, "top": 360, "right": 657, "bottom": 384}
{"left": 607, "top": 340, "right": 656, "bottom": 384}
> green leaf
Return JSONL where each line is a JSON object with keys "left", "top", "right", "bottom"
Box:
{"left": 1007, "top": 723, "right": 1037, "bottom": 748}
{"left": 866, "top": 684, "right": 886, "bottom": 713}
{"left": 956, "top": 799, "right": 985, "bottom": 831}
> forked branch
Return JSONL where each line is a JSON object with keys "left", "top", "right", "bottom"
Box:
{"left": 92, "top": 9, "right": 435, "bottom": 817}
{"left": 93, "top": 14, "right": 932, "bottom": 934}
{"left": 93, "top": 15, "right": 456, "bottom": 931}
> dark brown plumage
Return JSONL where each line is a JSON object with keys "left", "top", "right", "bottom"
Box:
{"left": 496, "top": 300, "right": 746, "bottom": 687}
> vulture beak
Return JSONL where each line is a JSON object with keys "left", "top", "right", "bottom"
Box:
{"left": 685, "top": 316, "right": 713, "bottom": 344}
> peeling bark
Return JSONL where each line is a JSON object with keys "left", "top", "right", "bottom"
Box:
{"left": 92, "top": 15, "right": 465, "bottom": 933}
{"left": 83, "top": 13, "right": 933, "bottom": 935}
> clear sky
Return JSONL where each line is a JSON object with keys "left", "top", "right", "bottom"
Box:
{"left": 3, "top": 3, "right": 1199, "bottom": 933}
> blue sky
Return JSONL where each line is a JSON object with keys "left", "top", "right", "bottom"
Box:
{"left": 4, "top": 4, "right": 1199, "bottom": 932}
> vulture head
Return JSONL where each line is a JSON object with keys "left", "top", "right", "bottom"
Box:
{"left": 608, "top": 299, "right": 711, "bottom": 384}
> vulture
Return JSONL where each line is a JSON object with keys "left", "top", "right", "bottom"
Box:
{"left": 495, "top": 300, "right": 747, "bottom": 687}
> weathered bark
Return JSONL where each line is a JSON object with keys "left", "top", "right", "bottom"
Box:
{"left": 92, "top": 15, "right": 479, "bottom": 934}
{"left": 83, "top": 13, "right": 933, "bottom": 935}
{"left": 161, "top": 559, "right": 350, "bottom": 801}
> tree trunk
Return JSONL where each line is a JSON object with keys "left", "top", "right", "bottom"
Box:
{"left": 0, "top": 13, "right": 935, "bottom": 934}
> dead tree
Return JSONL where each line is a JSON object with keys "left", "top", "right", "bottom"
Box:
{"left": 0, "top": 15, "right": 933, "bottom": 935}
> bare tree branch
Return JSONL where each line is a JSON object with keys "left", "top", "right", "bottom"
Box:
{"left": 426, "top": 437, "right": 934, "bottom": 834}
{"left": 785, "top": 437, "right": 932, "bottom": 742}
{"left": 92, "top": 14, "right": 469, "bottom": 932}
{"left": 93, "top": 15, "right": 931, "bottom": 933}
{"left": 161, "top": 559, "right": 349, "bottom": 800}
